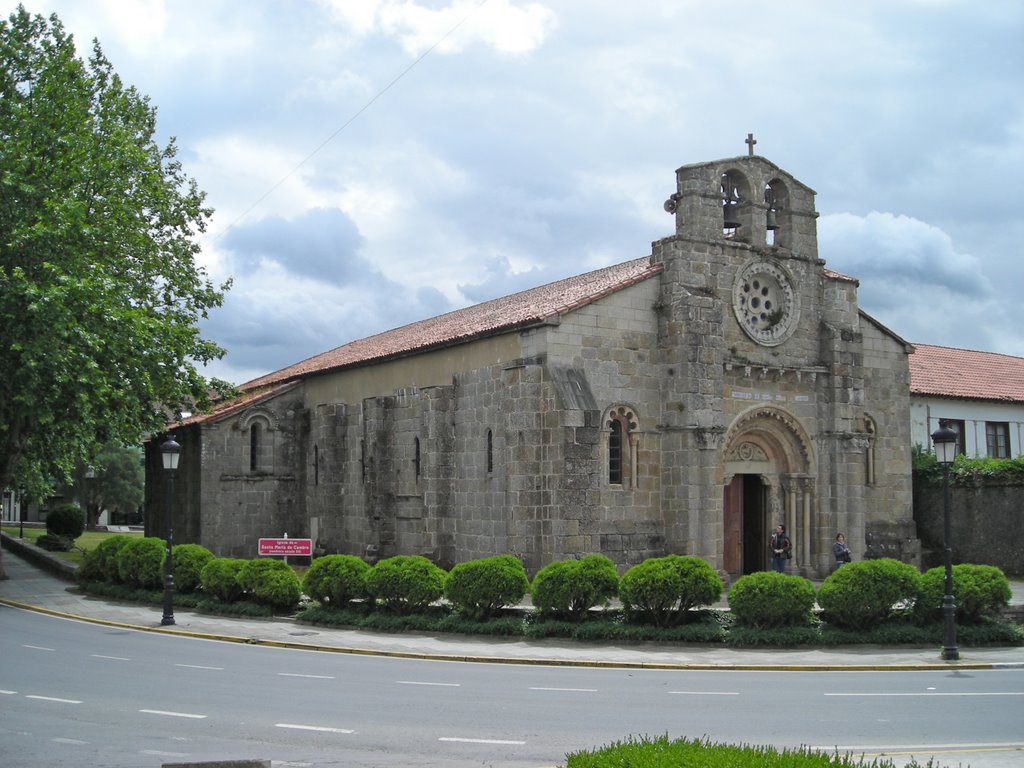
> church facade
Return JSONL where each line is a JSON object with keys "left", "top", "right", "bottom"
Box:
{"left": 147, "top": 149, "right": 918, "bottom": 581}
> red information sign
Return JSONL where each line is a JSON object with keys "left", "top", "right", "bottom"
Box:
{"left": 258, "top": 537, "right": 312, "bottom": 557}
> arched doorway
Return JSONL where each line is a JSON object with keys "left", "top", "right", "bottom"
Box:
{"left": 722, "top": 406, "right": 814, "bottom": 579}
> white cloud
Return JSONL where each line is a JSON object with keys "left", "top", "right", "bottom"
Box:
{"left": 320, "top": 0, "right": 556, "bottom": 56}
{"left": 29, "top": 0, "right": 1024, "bottom": 382}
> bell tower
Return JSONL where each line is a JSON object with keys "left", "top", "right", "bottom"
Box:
{"left": 651, "top": 137, "right": 829, "bottom": 571}
{"left": 661, "top": 136, "right": 820, "bottom": 258}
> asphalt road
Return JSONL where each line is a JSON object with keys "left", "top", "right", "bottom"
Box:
{"left": 2, "top": 608, "right": 1023, "bottom": 768}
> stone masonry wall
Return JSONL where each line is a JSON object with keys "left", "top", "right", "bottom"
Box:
{"left": 194, "top": 392, "right": 305, "bottom": 559}
{"left": 913, "top": 479, "right": 1024, "bottom": 576}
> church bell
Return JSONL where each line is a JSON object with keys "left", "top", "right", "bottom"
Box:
{"left": 766, "top": 208, "right": 779, "bottom": 230}
{"left": 723, "top": 202, "right": 741, "bottom": 229}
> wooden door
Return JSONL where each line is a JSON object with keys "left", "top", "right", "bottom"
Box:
{"left": 723, "top": 476, "right": 743, "bottom": 575}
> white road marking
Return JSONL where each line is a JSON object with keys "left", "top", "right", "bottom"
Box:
{"left": 175, "top": 663, "right": 224, "bottom": 670}
{"left": 275, "top": 723, "right": 354, "bottom": 734}
{"left": 52, "top": 738, "right": 89, "bottom": 745}
{"left": 397, "top": 680, "right": 461, "bottom": 687}
{"left": 529, "top": 687, "right": 597, "bottom": 692}
{"left": 277, "top": 672, "right": 335, "bottom": 679}
{"left": 0, "top": 689, "right": 17, "bottom": 695}
{"left": 23, "top": 645, "right": 55, "bottom": 651}
{"left": 139, "top": 709, "right": 207, "bottom": 719}
{"left": 825, "top": 691, "right": 1024, "bottom": 697}
{"left": 26, "top": 695, "right": 82, "bottom": 704}
{"left": 669, "top": 690, "right": 739, "bottom": 695}
{"left": 92, "top": 654, "right": 130, "bottom": 661}
{"left": 440, "top": 737, "right": 527, "bottom": 745}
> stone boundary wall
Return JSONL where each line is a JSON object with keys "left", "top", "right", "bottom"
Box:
{"left": 1, "top": 532, "right": 78, "bottom": 581}
{"left": 913, "top": 479, "right": 1024, "bottom": 576}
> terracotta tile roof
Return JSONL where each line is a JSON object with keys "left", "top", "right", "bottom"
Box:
{"left": 910, "top": 343, "right": 1024, "bottom": 403}
{"left": 240, "top": 256, "right": 663, "bottom": 391}
{"left": 824, "top": 267, "right": 858, "bottom": 284}
{"left": 176, "top": 380, "right": 303, "bottom": 427}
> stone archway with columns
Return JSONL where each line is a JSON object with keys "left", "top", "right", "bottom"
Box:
{"left": 721, "top": 406, "right": 817, "bottom": 577}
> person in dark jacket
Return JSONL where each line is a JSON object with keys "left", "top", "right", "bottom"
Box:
{"left": 769, "top": 524, "right": 791, "bottom": 573}
{"left": 833, "top": 532, "right": 851, "bottom": 569}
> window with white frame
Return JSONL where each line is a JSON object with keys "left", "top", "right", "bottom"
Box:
{"left": 986, "top": 422, "right": 1010, "bottom": 459}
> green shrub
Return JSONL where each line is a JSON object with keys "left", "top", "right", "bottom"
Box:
{"left": 817, "top": 558, "right": 921, "bottom": 630}
{"left": 171, "top": 544, "right": 215, "bottom": 594}
{"left": 915, "top": 564, "right": 1012, "bottom": 624}
{"left": 116, "top": 537, "right": 166, "bottom": 589}
{"left": 619, "top": 555, "right": 723, "bottom": 627}
{"left": 530, "top": 554, "right": 619, "bottom": 621}
{"left": 728, "top": 571, "right": 816, "bottom": 628}
{"left": 238, "top": 558, "right": 302, "bottom": 611}
{"left": 199, "top": 557, "right": 247, "bottom": 603}
{"left": 444, "top": 555, "right": 529, "bottom": 620}
{"left": 44, "top": 503, "right": 86, "bottom": 539}
{"left": 366, "top": 555, "right": 447, "bottom": 614}
{"left": 77, "top": 534, "right": 134, "bottom": 583}
{"left": 302, "top": 554, "right": 370, "bottom": 607}
{"left": 78, "top": 536, "right": 123, "bottom": 582}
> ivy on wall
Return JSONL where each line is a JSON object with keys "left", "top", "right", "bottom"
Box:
{"left": 912, "top": 445, "right": 1024, "bottom": 486}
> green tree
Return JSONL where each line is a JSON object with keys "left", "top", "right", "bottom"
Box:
{"left": 67, "top": 442, "right": 145, "bottom": 529}
{"left": 0, "top": 8, "right": 230, "bottom": 576}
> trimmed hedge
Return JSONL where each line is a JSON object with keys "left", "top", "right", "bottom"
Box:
{"left": 444, "top": 555, "right": 529, "bottom": 620}
{"left": 200, "top": 557, "right": 247, "bottom": 603}
{"left": 303, "top": 554, "right": 370, "bottom": 607}
{"left": 817, "top": 558, "right": 921, "bottom": 630}
{"left": 117, "top": 536, "right": 166, "bottom": 589}
{"left": 45, "top": 503, "right": 86, "bottom": 539}
{"left": 77, "top": 533, "right": 133, "bottom": 583}
{"left": 530, "top": 554, "right": 619, "bottom": 621}
{"left": 238, "top": 558, "right": 302, "bottom": 611}
{"left": 172, "top": 543, "right": 215, "bottom": 594}
{"left": 619, "top": 555, "right": 723, "bottom": 627}
{"left": 915, "top": 563, "right": 1012, "bottom": 624}
{"left": 728, "top": 571, "right": 816, "bottom": 628}
{"left": 366, "top": 555, "right": 447, "bottom": 614}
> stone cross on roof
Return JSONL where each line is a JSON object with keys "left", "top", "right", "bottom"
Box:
{"left": 746, "top": 133, "right": 757, "bottom": 156}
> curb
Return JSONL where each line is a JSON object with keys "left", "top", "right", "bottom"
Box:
{"left": 3, "top": 596, "right": 1021, "bottom": 672}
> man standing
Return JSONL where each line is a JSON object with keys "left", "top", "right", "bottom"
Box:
{"left": 770, "top": 524, "right": 791, "bottom": 573}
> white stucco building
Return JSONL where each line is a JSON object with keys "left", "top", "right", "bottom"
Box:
{"left": 909, "top": 344, "right": 1024, "bottom": 458}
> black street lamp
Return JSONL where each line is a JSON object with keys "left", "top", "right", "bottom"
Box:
{"left": 159, "top": 435, "right": 181, "bottom": 627}
{"left": 931, "top": 420, "right": 959, "bottom": 661}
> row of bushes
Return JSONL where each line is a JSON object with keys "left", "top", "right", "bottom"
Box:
{"left": 78, "top": 537, "right": 1014, "bottom": 635}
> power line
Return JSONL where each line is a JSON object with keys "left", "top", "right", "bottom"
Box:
{"left": 216, "top": 1, "right": 488, "bottom": 240}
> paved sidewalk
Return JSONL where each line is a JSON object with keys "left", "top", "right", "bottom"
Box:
{"left": 2, "top": 549, "right": 1023, "bottom": 671}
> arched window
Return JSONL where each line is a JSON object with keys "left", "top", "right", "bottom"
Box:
{"left": 486, "top": 429, "right": 494, "bottom": 474}
{"left": 250, "top": 422, "right": 261, "bottom": 472}
{"left": 863, "top": 416, "right": 877, "bottom": 487}
{"left": 240, "top": 410, "right": 275, "bottom": 475}
{"left": 314, "top": 444, "right": 320, "bottom": 486}
{"left": 608, "top": 420, "right": 623, "bottom": 484}
{"left": 414, "top": 437, "right": 421, "bottom": 480}
{"left": 606, "top": 406, "right": 640, "bottom": 488}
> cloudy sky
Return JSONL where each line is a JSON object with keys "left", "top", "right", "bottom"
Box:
{"left": 26, "top": 0, "right": 1024, "bottom": 385}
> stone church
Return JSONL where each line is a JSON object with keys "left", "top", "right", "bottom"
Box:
{"left": 146, "top": 146, "right": 918, "bottom": 581}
